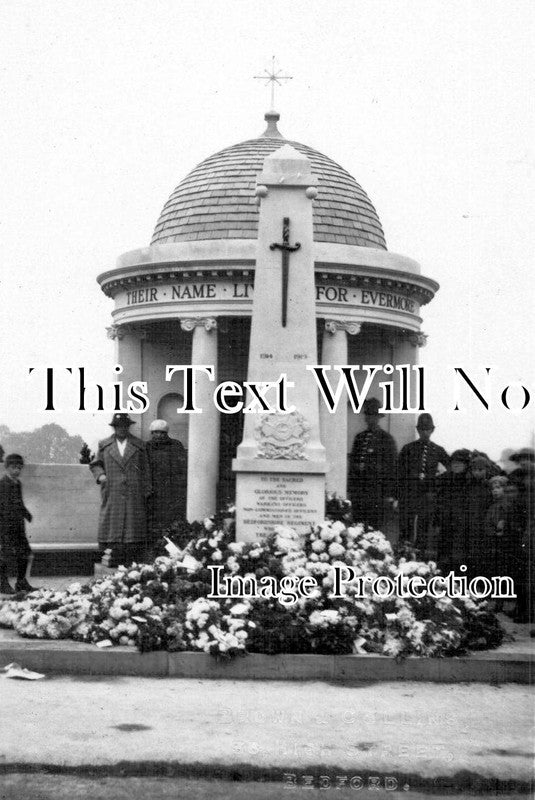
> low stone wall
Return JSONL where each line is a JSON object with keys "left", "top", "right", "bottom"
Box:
{"left": 21, "top": 464, "right": 99, "bottom": 546}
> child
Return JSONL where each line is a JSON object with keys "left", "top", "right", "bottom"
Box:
{"left": 482, "top": 476, "right": 510, "bottom": 610}
{"left": 0, "top": 454, "right": 35, "bottom": 594}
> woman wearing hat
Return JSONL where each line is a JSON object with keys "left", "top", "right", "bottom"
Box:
{"left": 89, "top": 414, "right": 151, "bottom": 566}
{"left": 146, "top": 419, "right": 187, "bottom": 538}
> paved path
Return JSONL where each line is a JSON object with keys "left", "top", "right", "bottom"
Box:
{"left": 1, "top": 676, "right": 533, "bottom": 789}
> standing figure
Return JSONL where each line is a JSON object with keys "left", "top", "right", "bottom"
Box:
{"left": 436, "top": 448, "right": 471, "bottom": 574}
{"left": 0, "top": 454, "right": 35, "bottom": 594}
{"left": 90, "top": 413, "right": 151, "bottom": 566}
{"left": 482, "top": 476, "right": 511, "bottom": 581}
{"left": 466, "top": 454, "right": 493, "bottom": 572}
{"left": 146, "top": 419, "right": 187, "bottom": 538}
{"left": 397, "top": 413, "right": 449, "bottom": 554}
{"left": 348, "top": 397, "right": 397, "bottom": 530}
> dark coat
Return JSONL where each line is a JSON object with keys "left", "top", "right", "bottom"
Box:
{"left": 482, "top": 498, "right": 513, "bottom": 578}
{"left": 436, "top": 471, "right": 470, "bottom": 572}
{"left": 90, "top": 435, "right": 151, "bottom": 545}
{"left": 146, "top": 437, "right": 187, "bottom": 530}
{"left": 0, "top": 475, "right": 32, "bottom": 557}
{"left": 348, "top": 426, "right": 397, "bottom": 529}
{"left": 466, "top": 477, "right": 493, "bottom": 565}
{"left": 397, "top": 439, "right": 449, "bottom": 541}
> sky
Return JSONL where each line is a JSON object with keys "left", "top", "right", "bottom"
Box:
{"left": 0, "top": 0, "right": 533, "bottom": 460}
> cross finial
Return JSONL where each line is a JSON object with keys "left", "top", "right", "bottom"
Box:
{"left": 254, "top": 56, "right": 292, "bottom": 110}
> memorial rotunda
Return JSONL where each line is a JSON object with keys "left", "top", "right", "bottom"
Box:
{"left": 98, "top": 110, "right": 438, "bottom": 521}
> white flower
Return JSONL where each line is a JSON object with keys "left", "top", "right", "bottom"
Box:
{"left": 319, "top": 525, "right": 336, "bottom": 542}
{"left": 228, "top": 542, "right": 245, "bottom": 554}
{"left": 204, "top": 518, "right": 215, "bottom": 531}
{"left": 211, "top": 550, "right": 223, "bottom": 561}
{"left": 331, "top": 521, "right": 346, "bottom": 536}
{"left": 229, "top": 603, "right": 249, "bottom": 616}
{"left": 312, "top": 539, "right": 326, "bottom": 553}
{"left": 328, "top": 542, "right": 345, "bottom": 558}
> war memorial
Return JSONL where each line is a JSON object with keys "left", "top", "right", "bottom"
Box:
{"left": 0, "top": 92, "right": 532, "bottom": 800}
{"left": 99, "top": 108, "right": 437, "bottom": 528}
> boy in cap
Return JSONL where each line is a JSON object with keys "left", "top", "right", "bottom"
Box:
{"left": 90, "top": 414, "right": 151, "bottom": 567}
{"left": 146, "top": 419, "right": 187, "bottom": 539}
{"left": 0, "top": 454, "right": 35, "bottom": 594}
{"left": 348, "top": 397, "right": 398, "bottom": 530}
{"left": 397, "top": 413, "right": 449, "bottom": 554}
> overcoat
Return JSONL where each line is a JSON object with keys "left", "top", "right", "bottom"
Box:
{"left": 435, "top": 472, "right": 470, "bottom": 573}
{"left": 0, "top": 475, "right": 32, "bottom": 558}
{"left": 90, "top": 435, "right": 151, "bottom": 545}
{"left": 146, "top": 437, "right": 187, "bottom": 530}
{"left": 348, "top": 427, "right": 397, "bottom": 530}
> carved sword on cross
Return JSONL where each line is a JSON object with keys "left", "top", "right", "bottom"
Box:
{"left": 270, "top": 217, "right": 300, "bottom": 328}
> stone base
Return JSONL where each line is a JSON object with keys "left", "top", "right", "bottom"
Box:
{"left": 0, "top": 631, "right": 531, "bottom": 683}
{"left": 233, "top": 459, "right": 326, "bottom": 542}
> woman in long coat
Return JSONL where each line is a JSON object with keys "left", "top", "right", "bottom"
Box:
{"left": 90, "top": 414, "right": 151, "bottom": 560}
{"left": 146, "top": 419, "right": 187, "bottom": 534}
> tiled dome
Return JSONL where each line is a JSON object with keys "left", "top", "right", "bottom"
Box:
{"left": 151, "top": 113, "right": 386, "bottom": 249}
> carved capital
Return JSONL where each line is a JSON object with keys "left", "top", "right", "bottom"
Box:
{"left": 106, "top": 324, "right": 124, "bottom": 340}
{"left": 180, "top": 317, "right": 218, "bottom": 333}
{"left": 324, "top": 320, "right": 362, "bottom": 336}
{"left": 409, "top": 331, "right": 428, "bottom": 348}
{"left": 106, "top": 323, "right": 147, "bottom": 341}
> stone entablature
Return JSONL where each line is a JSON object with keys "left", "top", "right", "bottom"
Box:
{"left": 97, "top": 242, "right": 438, "bottom": 334}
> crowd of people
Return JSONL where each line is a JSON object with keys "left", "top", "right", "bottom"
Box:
{"left": 349, "top": 399, "right": 534, "bottom": 623}
{"left": 0, "top": 413, "right": 187, "bottom": 594}
{"left": 0, "top": 406, "right": 533, "bottom": 624}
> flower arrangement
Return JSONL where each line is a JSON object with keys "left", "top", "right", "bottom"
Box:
{"left": 0, "top": 512, "right": 503, "bottom": 659}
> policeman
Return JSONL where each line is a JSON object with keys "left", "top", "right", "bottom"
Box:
{"left": 348, "top": 397, "right": 398, "bottom": 530}
{"left": 397, "top": 413, "right": 449, "bottom": 552}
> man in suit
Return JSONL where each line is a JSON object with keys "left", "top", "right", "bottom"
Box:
{"left": 348, "top": 397, "right": 398, "bottom": 530}
{"left": 397, "top": 413, "right": 449, "bottom": 553}
{"left": 90, "top": 413, "right": 151, "bottom": 566}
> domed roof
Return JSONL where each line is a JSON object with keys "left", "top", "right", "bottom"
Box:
{"left": 151, "top": 113, "right": 386, "bottom": 249}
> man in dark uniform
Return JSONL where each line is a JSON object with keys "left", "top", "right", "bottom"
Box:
{"left": 348, "top": 397, "right": 397, "bottom": 530}
{"left": 397, "top": 413, "right": 449, "bottom": 553}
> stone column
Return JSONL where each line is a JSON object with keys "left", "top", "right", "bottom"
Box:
{"left": 181, "top": 318, "right": 219, "bottom": 521}
{"left": 389, "top": 329, "right": 428, "bottom": 449}
{"left": 107, "top": 323, "right": 145, "bottom": 438}
{"left": 320, "top": 320, "right": 361, "bottom": 497}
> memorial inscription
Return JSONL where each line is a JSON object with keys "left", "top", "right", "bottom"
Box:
{"left": 240, "top": 474, "right": 324, "bottom": 536}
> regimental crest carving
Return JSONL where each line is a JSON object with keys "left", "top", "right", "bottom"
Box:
{"left": 255, "top": 412, "right": 311, "bottom": 460}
